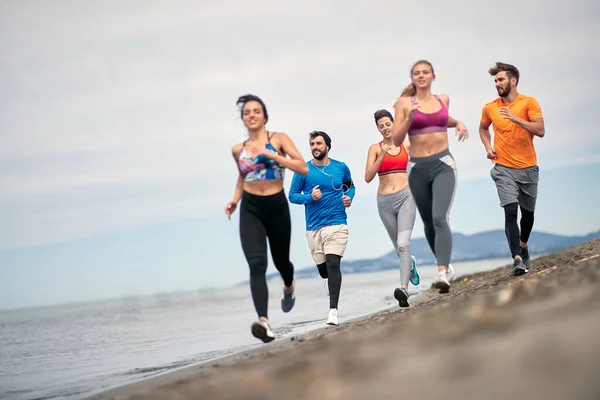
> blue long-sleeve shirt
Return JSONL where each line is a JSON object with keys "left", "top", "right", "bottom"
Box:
{"left": 288, "top": 159, "right": 356, "bottom": 231}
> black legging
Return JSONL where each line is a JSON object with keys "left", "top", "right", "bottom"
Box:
{"left": 504, "top": 202, "right": 535, "bottom": 258}
{"left": 239, "top": 190, "right": 294, "bottom": 319}
{"left": 316, "top": 254, "right": 342, "bottom": 309}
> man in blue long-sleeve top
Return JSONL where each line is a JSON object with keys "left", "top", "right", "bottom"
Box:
{"left": 288, "top": 131, "right": 355, "bottom": 327}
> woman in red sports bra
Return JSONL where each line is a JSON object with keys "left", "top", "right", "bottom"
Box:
{"left": 364, "top": 109, "right": 420, "bottom": 308}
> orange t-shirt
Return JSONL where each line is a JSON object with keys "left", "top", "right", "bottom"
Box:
{"left": 480, "top": 94, "right": 543, "bottom": 169}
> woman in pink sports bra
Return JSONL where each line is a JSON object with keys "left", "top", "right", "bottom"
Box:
{"left": 224, "top": 94, "right": 308, "bottom": 343}
{"left": 391, "top": 60, "right": 469, "bottom": 295}
{"left": 364, "top": 109, "right": 420, "bottom": 308}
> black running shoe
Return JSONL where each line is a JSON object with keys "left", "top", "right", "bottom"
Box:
{"left": 512, "top": 258, "right": 528, "bottom": 276}
{"left": 394, "top": 287, "right": 410, "bottom": 308}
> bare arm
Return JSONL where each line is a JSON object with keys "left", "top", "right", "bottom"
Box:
{"left": 272, "top": 133, "right": 309, "bottom": 175}
{"left": 364, "top": 144, "right": 387, "bottom": 183}
{"left": 391, "top": 98, "right": 412, "bottom": 146}
{"left": 478, "top": 121, "right": 493, "bottom": 150}
{"left": 225, "top": 145, "right": 245, "bottom": 219}
{"left": 514, "top": 117, "right": 545, "bottom": 137}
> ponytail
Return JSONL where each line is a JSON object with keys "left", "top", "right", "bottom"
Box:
{"left": 400, "top": 83, "right": 416, "bottom": 97}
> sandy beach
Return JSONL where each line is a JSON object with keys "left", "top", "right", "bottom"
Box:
{"left": 89, "top": 239, "right": 600, "bottom": 400}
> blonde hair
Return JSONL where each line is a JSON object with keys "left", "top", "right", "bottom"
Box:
{"left": 400, "top": 83, "right": 416, "bottom": 97}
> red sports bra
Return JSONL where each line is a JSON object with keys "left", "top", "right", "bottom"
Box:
{"left": 377, "top": 142, "right": 409, "bottom": 176}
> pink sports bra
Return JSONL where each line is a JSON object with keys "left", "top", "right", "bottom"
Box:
{"left": 407, "top": 95, "right": 449, "bottom": 136}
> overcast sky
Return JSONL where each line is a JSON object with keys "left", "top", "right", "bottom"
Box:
{"left": 1, "top": 0, "right": 599, "bottom": 309}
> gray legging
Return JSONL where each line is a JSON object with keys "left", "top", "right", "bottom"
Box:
{"left": 377, "top": 186, "right": 416, "bottom": 286}
{"left": 407, "top": 148, "right": 457, "bottom": 267}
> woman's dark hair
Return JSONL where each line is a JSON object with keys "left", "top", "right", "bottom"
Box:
{"left": 374, "top": 109, "right": 394, "bottom": 124}
{"left": 236, "top": 94, "right": 269, "bottom": 123}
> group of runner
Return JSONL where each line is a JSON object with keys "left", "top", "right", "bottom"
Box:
{"left": 225, "top": 60, "right": 546, "bottom": 343}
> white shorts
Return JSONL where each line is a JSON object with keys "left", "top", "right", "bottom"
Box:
{"left": 306, "top": 224, "right": 349, "bottom": 264}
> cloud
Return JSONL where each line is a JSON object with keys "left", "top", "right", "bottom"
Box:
{"left": 1, "top": 0, "right": 599, "bottom": 250}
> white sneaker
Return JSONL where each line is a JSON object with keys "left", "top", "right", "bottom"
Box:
{"left": 447, "top": 264, "right": 455, "bottom": 280}
{"left": 434, "top": 270, "right": 450, "bottom": 294}
{"left": 326, "top": 308, "right": 338, "bottom": 326}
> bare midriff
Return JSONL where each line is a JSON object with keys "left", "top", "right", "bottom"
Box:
{"left": 408, "top": 132, "right": 449, "bottom": 157}
{"left": 378, "top": 172, "right": 409, "bottom": 195}
{"left": 243, "top": 180, "right": 284, "bottom": 196}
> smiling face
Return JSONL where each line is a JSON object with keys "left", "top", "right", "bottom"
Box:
{"left": 411, "top": 62, "right": 435, "bottom": 89}
{"left": 241, "top": 100, "right": 266, "bottom": 131}
{"left": 309, "top": 135, "right": 328, "bottom": 161}
{"left": 376, "top": 116, "right": 393, "bottom": 138}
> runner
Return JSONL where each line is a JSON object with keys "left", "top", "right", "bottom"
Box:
{"left": 288, "top": 131, "right": 355, "bottom": 326}
{"left": 391, "top": 60, "right": 469, "bottom": 294}
{"left": 479, "top": 62, "right": 545, "bottom": 276}
{"left": 364, "top": 109, "right": 420, "bottom": 307}
{"left": 225, "top": 94, "right": 308, "bottom": 343}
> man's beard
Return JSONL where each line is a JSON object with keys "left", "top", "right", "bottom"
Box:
{"left": 313, "top": 150, "right": 326, "bottom": 160}
{"left": 497, "top": 85, "right": 511, "bottom": 98}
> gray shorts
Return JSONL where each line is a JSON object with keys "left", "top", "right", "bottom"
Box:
{"left": 490, "top": 164, "right": 539, "bottom": 211}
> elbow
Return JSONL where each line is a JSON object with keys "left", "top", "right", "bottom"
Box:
{"left": 538, "top": 128, "right": 545, "bottom": 138}
{"left": 298, "top": 164, "right": 309, "bottom": 175}
{"left": 364, "top": 174, "right": 373, "bottom": 184}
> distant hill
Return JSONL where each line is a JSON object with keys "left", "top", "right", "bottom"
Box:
{"left": 267, "top": 229, "right": 600, "bottom": 281}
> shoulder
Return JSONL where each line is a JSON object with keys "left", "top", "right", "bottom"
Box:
{"left": 519, "top": 94, "right": 540, "bottom": 104}
{"left": 269, "top": 131, "right": 291, "bottom": 142}
{"left": 368, "top": 142, "right": 381, "bottom": 152}
{"left": 394, "top": 96, "right": 410, "bottom": 108}
{"left": 437, "top": 93, "right": 450, "bottom": 106}
{"left": 231, "top": 142, "right": 244, "bottom": 157}
{"left": 483, "top": 98, "right": 500, "bottom": 109}
{"left": 330, "top": 159, "right": 349, "bottom": 168}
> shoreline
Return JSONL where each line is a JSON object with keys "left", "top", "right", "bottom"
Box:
{"left": 88, "top": 241, "right": 600, "bottom": 399}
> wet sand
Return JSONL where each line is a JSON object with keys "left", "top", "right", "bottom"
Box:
{"left": 89, "top": 239, "right": 600, "bottom": 400}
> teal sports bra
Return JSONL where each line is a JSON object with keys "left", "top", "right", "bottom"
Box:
{"left": 238, "top": 132, "right": 285, "bottom": 182}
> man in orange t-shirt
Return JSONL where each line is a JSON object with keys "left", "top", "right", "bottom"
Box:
{"left": 479, "top": 61, "right": 545, "bottom": 277}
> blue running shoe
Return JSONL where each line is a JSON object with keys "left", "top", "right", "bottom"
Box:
{"left": 409, "top": 255, "right": 420, "bottom": 286}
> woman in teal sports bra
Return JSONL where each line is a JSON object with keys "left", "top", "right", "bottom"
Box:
{"left": 224, "top": 94, "right": 308, "bottom": 343}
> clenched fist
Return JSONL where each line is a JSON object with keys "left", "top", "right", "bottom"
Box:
{"left": 312, "top": 185, "right": 322, "bottom": 201}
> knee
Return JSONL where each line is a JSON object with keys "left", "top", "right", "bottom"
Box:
{"left": 520, "top": 207, "right": 534, "bottom": 219}
{"left": 325, "top": 254, "right": 341, "bottom": 271}
{"left": 316, "top": 262, "right": 328, "bottom": 279}
{"left": 248, "top": 256, "right": 268, "bottom": 276}
{"left": 432, "top": 214, "right": 449, "bottom": 231}
{"left": 504, "top": 203, "right": 518, "bottom": 222}
{"left": 396, "top": 239, "right": 410, "bottom": 255}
